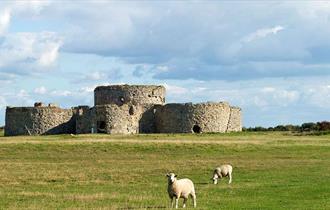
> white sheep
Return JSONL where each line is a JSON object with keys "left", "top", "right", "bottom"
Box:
{"left": 212, "top": 164, "right": 233, "bottom": 184}
{"left": 166, "top": 173, "right": 196, "bottom": 208}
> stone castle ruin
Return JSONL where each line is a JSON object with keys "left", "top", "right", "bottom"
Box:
{"left": 5, "top": 85, "right": 242, "bottom": 136}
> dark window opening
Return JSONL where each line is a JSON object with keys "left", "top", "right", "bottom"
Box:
{"left": 129, "top": 106, "right": 135, "bottom": 115}
{"left": 97, "top": 121, "right": 106, "bottom": 133}
{"left": 193, "top": 125, "right": 201, "bottom": 133}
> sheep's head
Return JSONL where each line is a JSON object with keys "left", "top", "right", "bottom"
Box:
{"left": 212, "top": 173, "right": 219, "bottom": 184}
{"left": 166, "top": 173, "right": 177, "bottom": 184}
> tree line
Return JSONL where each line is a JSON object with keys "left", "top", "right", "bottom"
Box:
{"left": 243, "top": 121, "right": 330, "bottom": 132}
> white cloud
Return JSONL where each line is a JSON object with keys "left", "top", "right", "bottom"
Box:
{"left": 13, "top": 0, "right": 50, "bottom": 14}
{"left": 304, "top": 85, "right": 330, "bottom": 108}
{"left": 243, "top": 25, "right": 284, "bottom": 43}
{"left": 34, "top": 86, "right": 47, "bottom": 94}
{"left": 38, "top": 42, "right": 61, "bottom": 67}
{"left": 80, "top": 86, "right": 95, "bottom": 93}
{"left": 261, "top": 87, "right": 276, "bottom": 93}
{"left": 0, "top": 8, "right": 10, "bottom": 35}
{"left": 0, "top": 95, "right": 7, "bottom": 109}
{"left": 163, "top": 84, "right": 188, "bottom": 95}
{"left": 0, "top": 32, "right": 62, "bottom": 72}
{"left": 89, "top": 72, "right": 105, "bottom": 80}
{"left": 17, "top": 89, "right": 29, "bottom": 98}
{"left": 273, "top": 90, "right": 300, "bottom": 105}
{"left": 156, "top": 65, "right": 169, "bottom": 73}
{"left": 50, "top": 90, "right": 72, "bottom": 97}
{"left": 253, "top": 96, "right": 268, "bottom": 107}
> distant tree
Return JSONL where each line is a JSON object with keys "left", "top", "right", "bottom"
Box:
{"left": 274, "top": 125, "right": 287, "bottom": 131}
{"left": 244, "top": 121, "right": 330, "bottom": 132}
{"left": 253, "top": 126, "right": 268, "bottom": 131}
{"left": 317, "top": 121, "right": 330, "bottom": 131}
{"left": 285, "top": 124, "right": 300, "bottom": 132}
{"left": 301, "top": 122, "right": 319, "bottom": 132}
{"left": 267, "top": 127, "right": 274, "bottom": 131}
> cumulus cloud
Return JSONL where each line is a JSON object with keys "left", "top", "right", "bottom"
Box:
{"left": 38, "top": 41, "right": 61, "bottom": 67}
{"left": 43, "top": 2, "right": 330, "bottom": 80}
{"left": 303, "top": 84, "right": 330, "bottom": 108}
{"left": 0, "top": 8, "right": 10, "bottom": 35}
{"left": 3, "top": 1, "right": 330, "bottom": 81}
{"left": 0, "top": 32, "right": 62, "bottom": 75}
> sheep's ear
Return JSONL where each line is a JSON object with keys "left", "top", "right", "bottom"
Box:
{"left": 166, "top": 173, "right": 170, "bottom": 177}
{"left": 174, "top": 175, "right": 177, "bottom": 178}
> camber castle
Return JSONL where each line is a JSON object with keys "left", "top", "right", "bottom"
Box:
{"left": 5, "top": 85, "right": 242, "bottom": 136}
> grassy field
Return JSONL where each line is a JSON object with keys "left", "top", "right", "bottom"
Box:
{"left": 0, "top": 132, "right": 329, "bottom": 209}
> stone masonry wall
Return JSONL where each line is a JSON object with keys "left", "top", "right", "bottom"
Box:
{"left": 75, "top": 106, "right": 94, "bottom": 134}
{"left": 227, "top": 107, "right": 242, "bottom": 132}
{"left": 93, "top": 104, "right": 144, "bottom": 134}
{"left": 5, "top": 106, "right": 75, "bottom": 136}
{"left": 155, "top": 102, "right": 235, "bottom": 133}
{"left": 94, "top": 85, "right": 165, "bottom": 106}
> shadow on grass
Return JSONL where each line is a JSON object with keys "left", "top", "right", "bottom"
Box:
{"left": 195, "top": 182, "right": 210, "bottom": 185}
{"left": 118, "top": 206, "right": 166, "bottom": 209}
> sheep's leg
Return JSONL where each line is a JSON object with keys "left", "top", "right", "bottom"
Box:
{"left": 170, "top": 197, "right": 174, "bottom": 208}
{"left": 228, "top": 172, "right": 232, "bottom": 184}
{"left": 191, "top": 193, "right": 197, "bottom": 208}
{"left": 175, "top": 197, "right": 179, "bottom": 209}
{"left": 183, "top": 198, "right": 187, "bottom": 208}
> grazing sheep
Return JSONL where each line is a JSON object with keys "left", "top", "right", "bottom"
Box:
{"left": 212, "top": 164, "right": 233, "bottom": 184}
{"left": 166, "top": 173, "right": 196, "bottom": 208}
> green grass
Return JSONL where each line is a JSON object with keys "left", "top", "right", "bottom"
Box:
{"left": 0, "top": 132, "right": 329, "bottom": 209}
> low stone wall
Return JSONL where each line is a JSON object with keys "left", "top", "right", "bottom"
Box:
{"left": 94, "top": 85, "right": 166, "bottom": 106}
{"left": 155, "top": 102, "right": 238, "bottom": 133}
{"left": 5, "top": 106, "right": 75, "bottom": 136}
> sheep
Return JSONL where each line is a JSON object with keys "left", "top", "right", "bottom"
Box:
{"left": 212, "top": 164, "right": 233, "bottom": 184}
{"left": 166, "top": 173, "right": 196, "bottom": 208}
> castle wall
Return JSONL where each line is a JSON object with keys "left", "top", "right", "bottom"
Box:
{"left": 4, "top": 85, "right": 242, "bottom": 136}
{"left": 94, "top": 85, "right": 165, "bottom": 106}
{"left": 75, "top": 106, "right": 94, "bottom": 134}
{"left": 227, "top": 107, "right": 242, "bottom": 132}
{"left": 92, "top": 104, "right": 160, "bottom": 134}
{"left": 155, "top": 102, "right": 234, "bottom": 133}
{"left": 5, "top": 106, "right": 75, "bottom": 136}
{"left": 93, "top": 104, "right": 143, "bottom": 134}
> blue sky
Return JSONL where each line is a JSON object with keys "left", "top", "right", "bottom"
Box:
{"left": 0, "top": 1, "right": 330, "bottom": 127}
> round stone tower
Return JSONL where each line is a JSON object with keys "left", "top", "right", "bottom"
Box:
{"left": 92, "top": 84, "right": 166, "bottom": 134}
{"left": 94, "top": 85, "right": 165, "bottom": 106}
{"left": 155, "top": 102, "right": 242, "bottom": 133}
